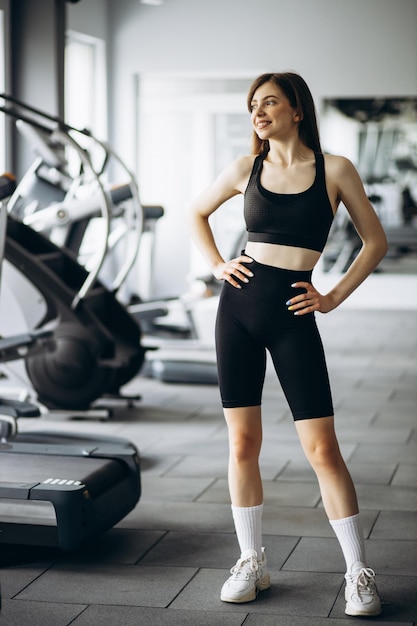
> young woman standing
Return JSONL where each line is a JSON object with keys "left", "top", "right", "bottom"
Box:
{"left": 189, "top": 72, "right": 388, "bottom": 617}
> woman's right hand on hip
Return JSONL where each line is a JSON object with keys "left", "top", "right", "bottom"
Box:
{"left": 213, "top": 255, "right": 254, "bottom": 288}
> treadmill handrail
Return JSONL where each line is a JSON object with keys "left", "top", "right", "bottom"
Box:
{"left": 1, "top": 94, "right": 144, "bottom": 294}
{"left": 50, "top": 128, "right": 112, "bottom": 309}
{"left": 95, "top": 140, "right": 143, "bottom": 292}
{"left": 0, "top": 93, "right": 96, "bottom": 139}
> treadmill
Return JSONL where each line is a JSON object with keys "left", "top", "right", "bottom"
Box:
{"left": 0, "top": 431, "right": 141, "bottom": 551}
{"left": 0, "top": 194, "right": 141, "bottom": 551}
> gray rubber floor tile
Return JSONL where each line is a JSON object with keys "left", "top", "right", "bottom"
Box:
{"left": 283, "top": 537, "right": 417, "bottom": 577}
{"left": 330, "top": 574, "right": 417, "bottom": 622}
{"left": 138, "top": 424, "right": 224, "bottom": 455}
{"left": 409, "top": 430, "right": 417, "bottom": 443}
{"left": 139, "top": 531, "right": 299, "bottom": 570}
{"left": 14, "top": 563, "right": 198, "bottom": 607}
{"left": 140, "top": 475, "right": 215, "bottom": 501}
{"left": 255, "top": 441, "right": 310, "bottom": 463}
{"left": 262, "top": 505, "right": 332, "bottom": 537}
{"left": 276, "top": 458, "right": 317, "bottom": 482}
{"left": 163, "top": 454, "right": 229, "bottom": 479}
{"left": 171, "top": 568, "right": 343, "bottom": 617}
{"left": 244, "top": 615, "right": 411, "bottom": 626}
{"left": 333, "top": 408, "right": 376, "bottom": 426}
{"left": 138, "top": 453, "right": 184, "bottom": 475}
{"left": 58, "top": 528, "right": 165, "bottom": 565}
{"left": 264, "top": 507, "right": 378, "bottom": 539}
{"left": 196, "top": 477, "right": 320, "bottom": 506}
{"left": 0, "top": 564, "right": 56, "bottom": 599}
{"left": 335, "top": 426, "right": 412, "bottom": 445}
{"left": 70, "top": 605, "right": 246, "bottom": 625}
{"left": 139, "top": 531, "right": 242, "bottom": 568}
{"left": 282, "top": 537, "right": 345, "bottom": 572}
{"left": 354, "top": 484, "right": 417, "bottom": 511}
{"left": 263, "top": 480, "right": 321, "bottom": 507}
{"left": 391, "top": 464, "right": 417, "bottom": 487}
{"left": 193, "top": 477, "right": 231, "bottom": 503}
{"left": 370, "top": 511, "right": 417, "bottom": 540}
{"left": 346, "top": 462, "right": 398, "bottom": 485}
{"left": 0, "top": 600, "right": 86, "bottom": 626}
{"left": 158, "top": 430, "right": 229, "bottom": 450}
{"left": 350, "top": 443, "right": 417, "bottom": 464}
{"left": 372, "top": 411, "right": 417, "bottom": 428}
{"left": 116, "top": 500, "right": 235, "bottom": 532}
{"left": 362, "top": 539, "right": 417, "bottom": 576}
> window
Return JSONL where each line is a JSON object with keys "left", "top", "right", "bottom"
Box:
{"left": 136, "top": 75, "right": 252, "bottom": 296}
{"left": 64, "top": 30, "right": 107, "bottom": 139}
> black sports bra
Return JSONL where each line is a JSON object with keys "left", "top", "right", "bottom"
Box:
{"left": 244, "top": 151, "right": 334, "bottom": 253}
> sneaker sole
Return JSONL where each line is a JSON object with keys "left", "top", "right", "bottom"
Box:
{"left": 345, "top": 604, "right": 382, "bottom": 617}
{"left": 220, "top": 573, "right": 271, "bottom": 604}
{"left": 344, "top": 587, "right": 382, "bottom": 617}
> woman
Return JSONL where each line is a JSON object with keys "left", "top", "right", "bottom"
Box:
{"left": 189, "top": 72, "right": 387, "bottom": 617}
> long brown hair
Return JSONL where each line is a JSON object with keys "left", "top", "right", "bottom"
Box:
{"left": 247, "top": 72, "right": 322, "bottom": 155}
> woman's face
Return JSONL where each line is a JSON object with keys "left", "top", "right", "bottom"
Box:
{"left": 250, "top": 81, "right": 299, "bottom": 141}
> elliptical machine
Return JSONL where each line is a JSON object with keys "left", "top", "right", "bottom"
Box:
{"left": 0, "top": 94, "right": 146, "bottom": 410}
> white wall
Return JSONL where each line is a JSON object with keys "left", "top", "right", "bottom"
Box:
{"left": 108, "top": 0, "right": 417, "bottom": 158}
{"left": 67, "top": 0, "right": 108, "bottom": 40}
{"left": 71, "top": 0, "right": 417, "bottom": 297}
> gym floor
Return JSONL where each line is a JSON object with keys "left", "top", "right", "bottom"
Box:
{"left": 0, "top": 306, "right": 416, "bottom": 625}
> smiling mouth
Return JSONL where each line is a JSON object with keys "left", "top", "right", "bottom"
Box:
{"left": 256, "top": 121, "right": 271, "bottom": 129}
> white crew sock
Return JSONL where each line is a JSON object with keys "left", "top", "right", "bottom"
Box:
{"left": 231, "top": 503, "right": 263, "bottom": 559}
{"left": 329, "top": 513, "right": 366, "bottom": 572}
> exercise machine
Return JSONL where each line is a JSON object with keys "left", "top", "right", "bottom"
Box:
{"left": 132, "top": 232, "right": 251, "bottom": 385}
{"left": 0, "top": 94, "right": 221, "bottom": 387}
{"left": 0, "top": 426, "right": 141, "bottom": 551}
{"left": 0, "top": 192, "right": 141, "bottom": 551}
{"left": 0, "top": 94, "right": 147, "bottom": 410}
{"left": 2, "top": 94, "right": 219, "bottom": 385}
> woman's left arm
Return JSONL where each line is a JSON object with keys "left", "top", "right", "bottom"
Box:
{"left": 288, "top": 156, "right": 388, "bottom": 315}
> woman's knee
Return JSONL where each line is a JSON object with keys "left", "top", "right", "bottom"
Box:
{"left": 296, "top": 417, "right": 344, "bottom": 472}
{"left": 225, "top": 407, "right": 262, "bottom": 457}
{"left": 229, "top": 430, "right": 261, "bottom": 463}
{"left": 304, "top": 436, "right": 343, "bottom": 472}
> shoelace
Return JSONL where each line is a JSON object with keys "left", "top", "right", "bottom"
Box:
{"left": 349, "top": 567, "right": 377, "bottom": 596}
{"left": 230, "top": 556, "right": 259, "bottom": 579}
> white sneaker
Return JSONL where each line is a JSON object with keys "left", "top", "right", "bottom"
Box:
{"left": 220, "top": 548, "right": 271, "bottom": 603}
{"left": 344, "top": 561, "right": 382, "bottom": 617}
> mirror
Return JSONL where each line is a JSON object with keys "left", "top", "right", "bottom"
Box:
{"left": 321, "top": 97, "right": 417, "bottom": 274}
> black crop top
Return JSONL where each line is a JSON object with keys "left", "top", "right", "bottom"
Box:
{"left": 244, "top": 151, "right": 334, "bottom": 253}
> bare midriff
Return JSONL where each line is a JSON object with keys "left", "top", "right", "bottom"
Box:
{"left": 245, "top": 241, "right": 321, "bottom": 271}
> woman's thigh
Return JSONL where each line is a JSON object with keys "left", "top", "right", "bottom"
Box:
{"left": 268, "top": 315, "right": 334, "bottom": 420}
{"left": 215, "top": 284, "right": 267, "bottom": 409}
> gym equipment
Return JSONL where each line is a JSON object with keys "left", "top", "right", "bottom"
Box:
{"left": 5, "top": 216, "right": 145, "bottom": 409}
{"left": 132, "top": 231, "right": 251, "bottom": 385}
{"left": 0, "top": 94, "right": 220, "bottom": 386}
{"left": 0, "top": 198, "right": 141, "bottom": 551}
{"left": 0, "top": 431, "right": 141, "bottom": 551}
{"left": 0, "top": 94, "right": 147, "bottom": 410}
{"left": 1, "top": 93, "right": 144, "bottom": 296}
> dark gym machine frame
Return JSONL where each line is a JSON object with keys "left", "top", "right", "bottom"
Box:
{"left": 2, "top": 93, "right": 220, "bottom": 388}
{"left": 0, "top": 198, "right": 141, "bottom": 551}
{"left": 0, "top": 93, "right": 147, "bottom": 411}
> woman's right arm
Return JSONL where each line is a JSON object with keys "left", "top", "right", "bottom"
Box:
{"left": 189, "top": 156, "right": 255, "bottom": 288}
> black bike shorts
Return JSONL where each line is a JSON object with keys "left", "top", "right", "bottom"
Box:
{"left": 215, "top": 256, "right": 334, "bottom": 420}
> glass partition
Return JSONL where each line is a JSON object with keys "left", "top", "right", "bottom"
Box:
{"left": 321, "top": 98, "right": 417, "bottom": 275}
